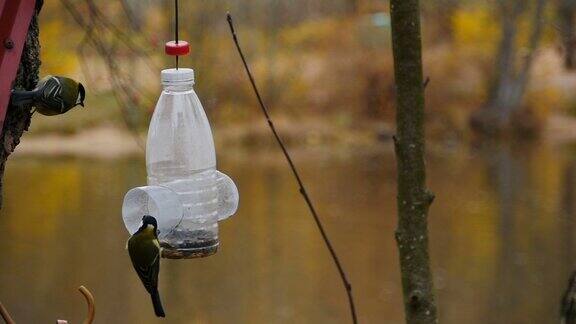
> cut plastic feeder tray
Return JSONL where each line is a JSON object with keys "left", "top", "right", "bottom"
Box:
{"left": 122, "top": 170, "right": 239, "bottom": 259}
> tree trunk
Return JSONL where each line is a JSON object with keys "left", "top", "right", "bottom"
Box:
{"left": 390, "top": 0, "right": 438, "bottom": 323}
{"left": 513, "top": 0, "right": 546, "bottom": 105}
{"left": 470, "top": 0, "right": 546, "bottom": 136}
{"left": 561, "top": 160, "right": 576, "bottom": 323}
{"left": 558, "top": 0, "right": 576, "bottom": 70}
{"left": 346, "top": 0, "right": 358, "bottom": 14}
{"left": 0, "top": 0, "right": 42, "bottom": 209}
{"left": 435, "top": 0, "right": 459, "bottom": 41}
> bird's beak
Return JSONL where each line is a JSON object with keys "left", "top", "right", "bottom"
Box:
{"left": 77, "top": 83, "right": 86, "bottom": 107}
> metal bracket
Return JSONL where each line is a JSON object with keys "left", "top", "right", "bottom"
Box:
{"left": 0, "top": 0, "right": 36, "bottom": 133}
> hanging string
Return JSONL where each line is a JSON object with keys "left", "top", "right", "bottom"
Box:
{"left": 174, "top": 0, "right": 179, "bottom": 69}
{"left": 226, "top": 13, "right": 357, "bottom": 324}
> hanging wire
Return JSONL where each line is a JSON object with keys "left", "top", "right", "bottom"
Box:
{"left": 175, "top": 0, "right": 179, "bottom": 69}
{"left": 226, "top": 13, "right": 358, "bottom": 324}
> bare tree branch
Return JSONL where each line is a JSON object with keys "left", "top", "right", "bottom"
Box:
{"left": 227, "top": 12, "right": 358, "bottom": 324}
{"left": 390, "top": 0, "right": 438, "bottom": 322}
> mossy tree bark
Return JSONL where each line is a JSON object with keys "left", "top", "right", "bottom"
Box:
{"left": 390, "top": 0, "right": 438, "bottom": 323}
{"left": 0, "top": 1, "right": 43, "bottom": 209}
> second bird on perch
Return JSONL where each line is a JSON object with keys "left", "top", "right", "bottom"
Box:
{"left": 10, "top": 75, "right": 85, "bottom": 116}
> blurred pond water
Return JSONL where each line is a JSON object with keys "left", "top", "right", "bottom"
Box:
{"left": 0, "top": 141, "right": 575, "bottom": 323}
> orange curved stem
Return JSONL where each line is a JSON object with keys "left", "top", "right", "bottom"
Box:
{"left": 78, "top": 286, "right": 95, "bottom": 324}
{"left": 0, "top": 300, "right": 15, "bottom": 324}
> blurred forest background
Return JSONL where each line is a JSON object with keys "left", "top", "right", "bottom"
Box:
{"left": 7, "top": 0, "right": 576, "bottom": 323}
{"left": 32, "top": 0, "right": 576, "bottom": 147}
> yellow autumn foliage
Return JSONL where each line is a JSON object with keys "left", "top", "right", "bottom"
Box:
{"left": 280, "top": 18, "right": 353, "bottom": 50}
{"left": 452, "top": 6, "right": 499, "bottom": 52}
{"left": 39, "top": 20, "right": 78, "bottom": 76}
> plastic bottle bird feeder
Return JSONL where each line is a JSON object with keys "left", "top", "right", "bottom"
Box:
{"left": 122, "top": 41, "right": 239, "bottom": 259}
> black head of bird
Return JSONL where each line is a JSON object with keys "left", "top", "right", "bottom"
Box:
{"left": 138, "top": 215, "right": 159, "bottom": 234}
{"left": 10, "top": 75, "right": 86, "bottom": 116}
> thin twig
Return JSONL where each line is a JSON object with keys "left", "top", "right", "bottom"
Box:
{"left": 0, "top": 301, "right": 15, "bottom": 324}
{"left": 60, "top": 0, "right": 146, "bottom": 149}
{"left": 119, "top": 0, "right": 141, "bottom": 32}
{"left": 226, "top": 13, "right": 357, "bottom": 324}
{"left": 78, "top": 286, "right": 95, "bottom": 324}
{"left": 84, "top": 0, "right": 159, "bottom": 71}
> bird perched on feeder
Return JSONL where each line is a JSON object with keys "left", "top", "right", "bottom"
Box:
{"left": 10, "top": 75, "right": 85, "bottom": 116}
{"left": 127, "top": 215, "right": 165, "bottom": 317}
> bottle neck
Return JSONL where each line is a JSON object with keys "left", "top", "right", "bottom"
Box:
{"left": 162, "top": 81, "right": 194, "bottom": 92}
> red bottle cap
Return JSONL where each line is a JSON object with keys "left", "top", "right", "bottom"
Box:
{"left": 165, "top": 40, "right": 190, "bottom": 56}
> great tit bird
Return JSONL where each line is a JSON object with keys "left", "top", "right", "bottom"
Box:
{"left": 10, "top": 75, "right": 85, "bottom": 116}
{"left": 127, "top": 215, "right": 165, "bottom": 318}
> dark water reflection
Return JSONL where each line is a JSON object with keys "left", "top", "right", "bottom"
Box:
{"left": 0, "top": 143, "right": 575, "bottom": 323}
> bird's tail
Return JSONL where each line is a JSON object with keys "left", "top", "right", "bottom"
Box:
{"left": 10, "top": 90, "right": 37, "bottom": 107}
{"left": 151, "top": 290, "right": 165, "bottom": 318}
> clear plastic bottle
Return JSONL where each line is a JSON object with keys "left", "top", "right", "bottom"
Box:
{"left": 147, "top": 68, "right": 220, "bottom": 258}
{"left": 122, "top": 67, "right": 238, "bottom": 258}
{"left": 147, "top": 68, "right": 215, "bottom": 184}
